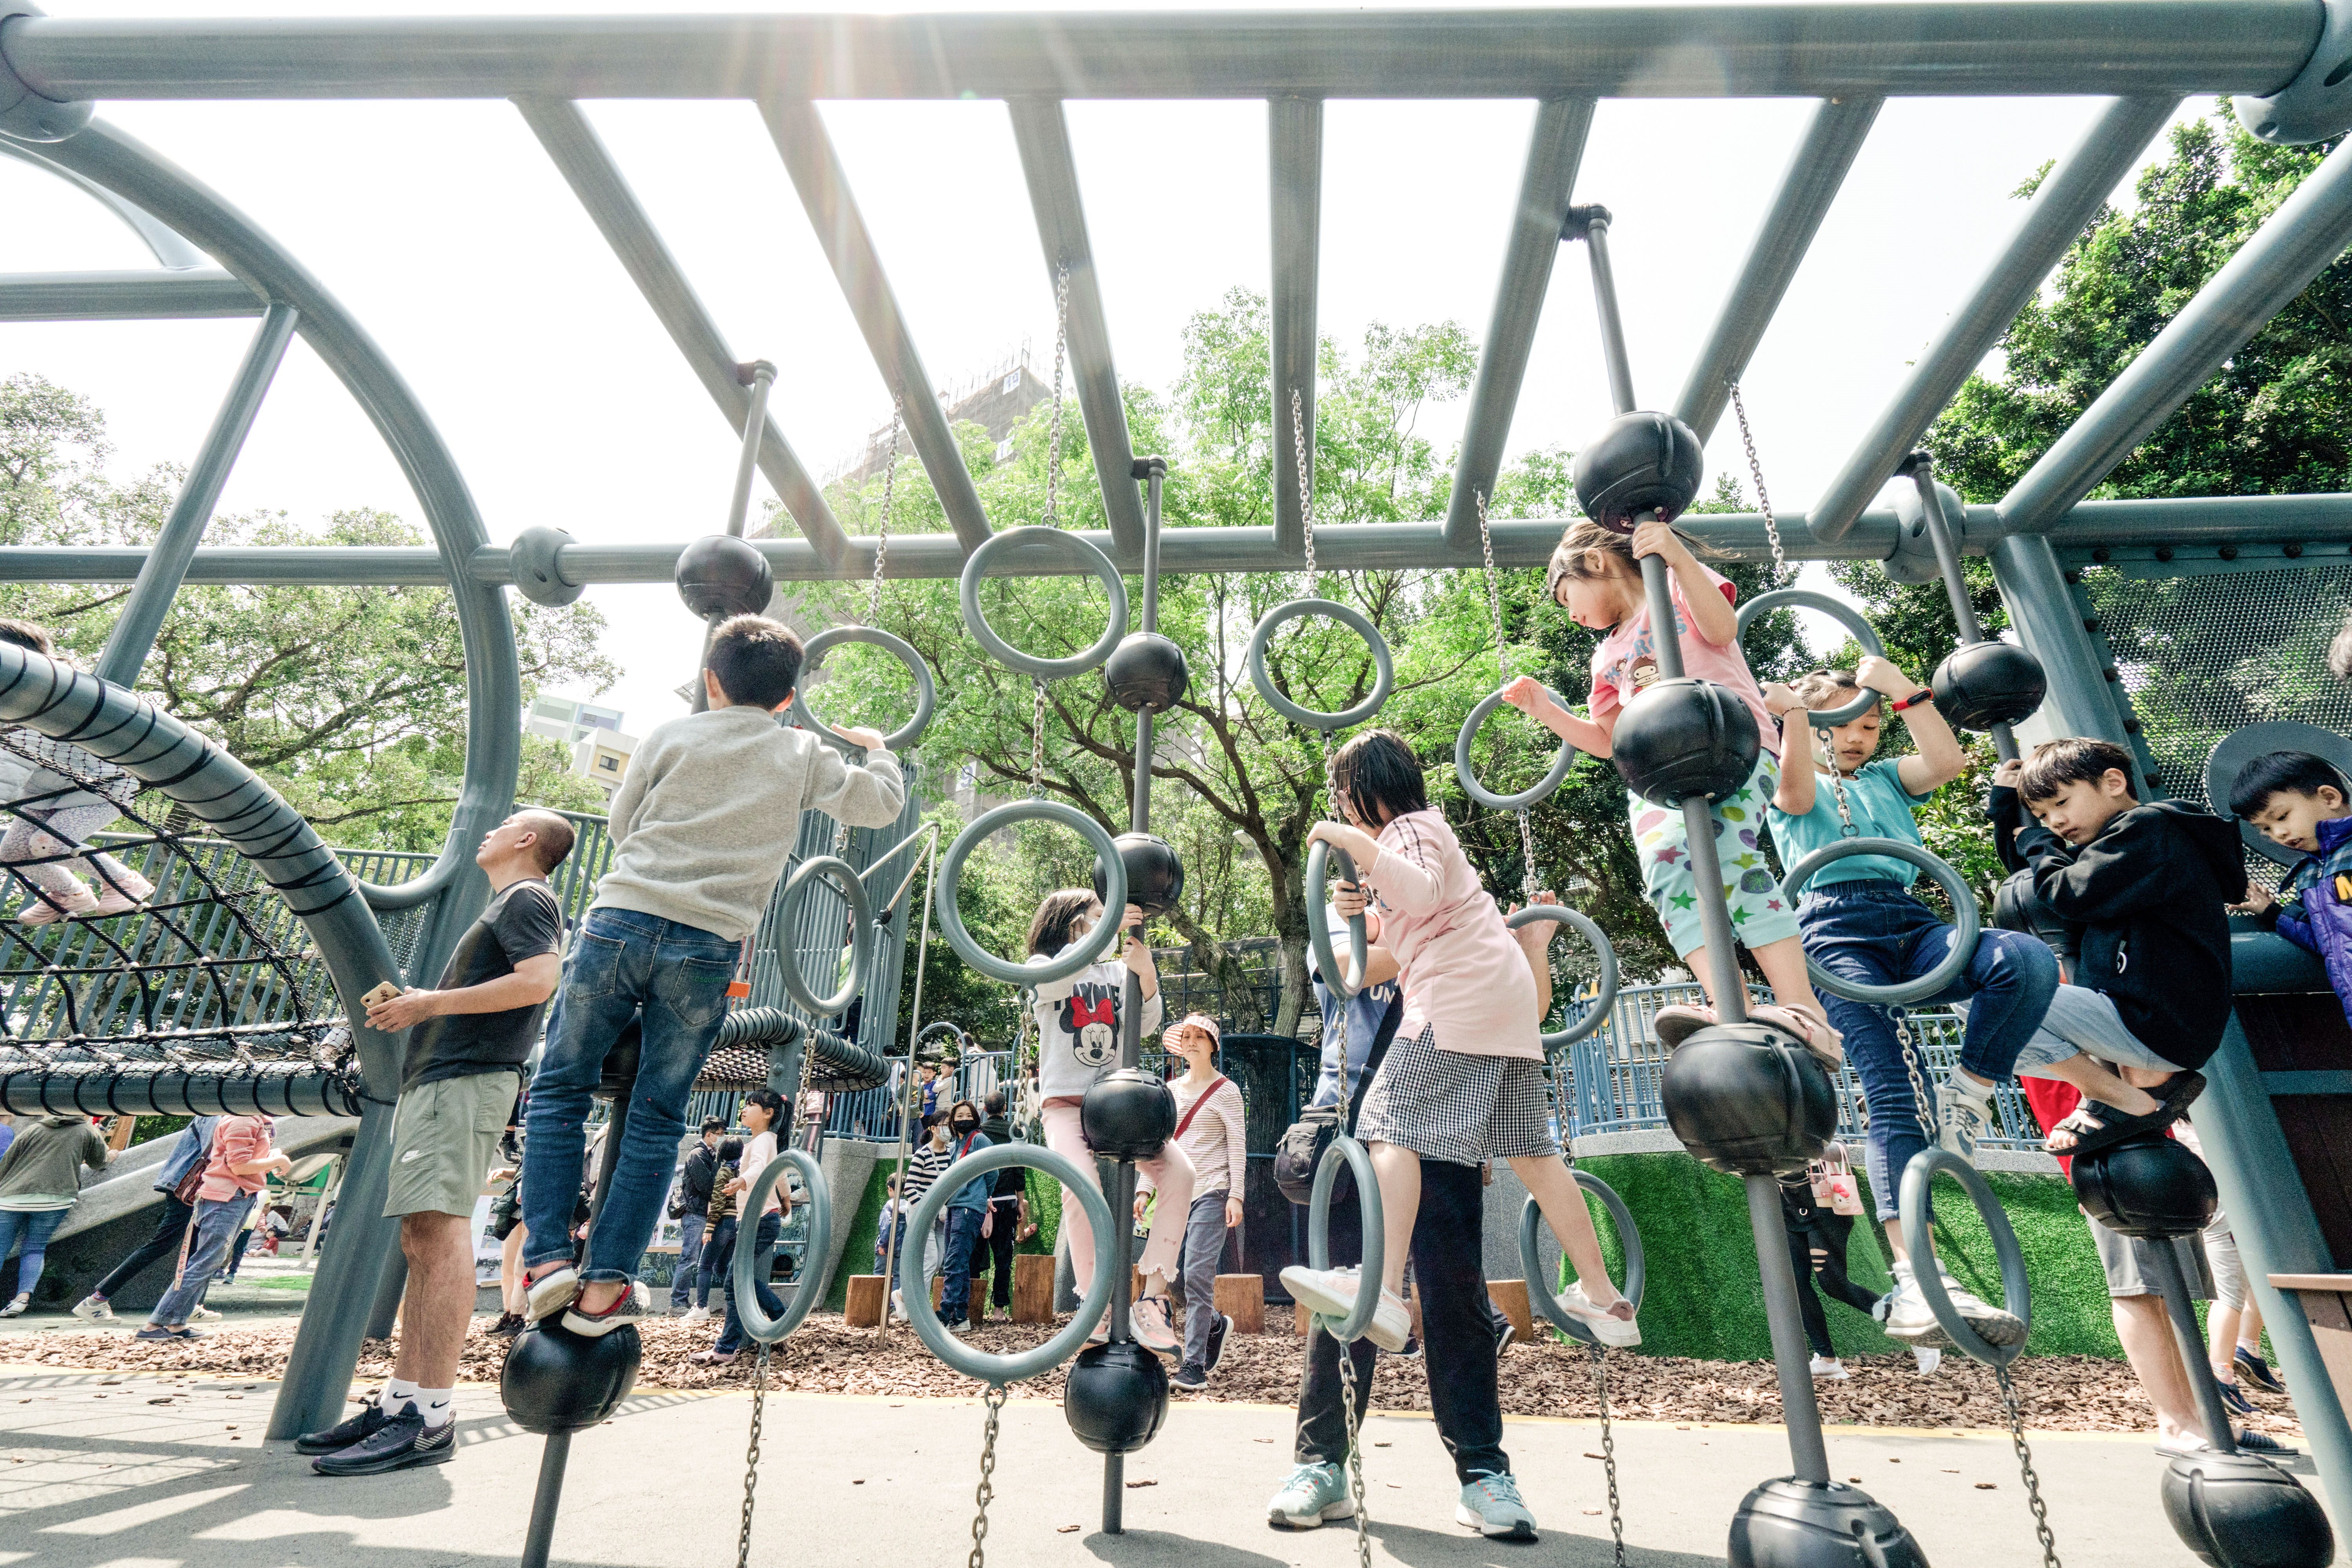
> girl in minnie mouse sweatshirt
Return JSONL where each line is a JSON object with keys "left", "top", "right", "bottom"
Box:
{"left": 1027, "top": 888, "right": 1193, "bottom": 1350}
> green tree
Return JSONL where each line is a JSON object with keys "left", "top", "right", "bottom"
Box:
{"left": 0, "top": 373, "right": 617, "bottom": 850}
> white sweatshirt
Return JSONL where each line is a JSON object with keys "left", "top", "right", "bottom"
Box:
{"left": 1031, "top": 942, "right": 1163, "bottom": 1100}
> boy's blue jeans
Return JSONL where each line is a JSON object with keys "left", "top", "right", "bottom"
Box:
{"left": 522, "top": 907, "right": 739, "bottom": 1281}
{"left": 1798, "top": 882, "right": 2060, "bottom": 1220}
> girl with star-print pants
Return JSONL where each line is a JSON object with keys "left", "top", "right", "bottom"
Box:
{"left": 1632, "top": 751, "right": 1804, "bottom": 960}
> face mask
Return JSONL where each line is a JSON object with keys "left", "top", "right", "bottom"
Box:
{"left": 953, "top": 1118, "right": 977, "bottom": 1133}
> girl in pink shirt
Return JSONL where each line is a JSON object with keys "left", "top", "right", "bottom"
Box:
{"left": 1279, "top": 731, "right": 1638, "bottom": 1350}
{"left": 1501, "top": 517, "right": 1838, "bottom": 1062}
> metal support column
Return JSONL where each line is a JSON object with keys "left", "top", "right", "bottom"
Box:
{"left": 1988, "top": 534, "right": 2134, "bottom": 751}
{"left": 96, "top": 299, "right": 299, "bottom": 687}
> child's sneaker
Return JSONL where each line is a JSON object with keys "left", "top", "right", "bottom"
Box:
{"left": 70, "top": 1293, "right": 112, "bottom": 1320}
{"left": 17, "top": 884, "right": 97, "bottom": 924}
{"left": 1557, "top": 1281, "right": 1641, "bottom": 1347}
{"left": 1204, "top": 1311, "right": 1234, "bottom": 1376}
{"left": 2235, "top": 1345, "right": 2287, "bottom": 1393}
{"left": 1935, "top": 1077, "right": 1998, "bottom": 1161}
{"left": 1911, "top": 1346, "right": 1942, "bottom": 1375}
{"left": 1882, "top": 1262, "right": 2024, "bottom": 1347}
{"left": 1809, "top": 1354, "right": 1849, "bottom": 1380}
{"left": 523, "top": 1262, "right": 580, "bottom": 1323}
{"left": 1281, "top": 1266, "right": 1410, "bottom": 1352}
{"left": 1130, "top": 1296, "right": 1178, "bottom": 1352}
{"left": 1652, "top": 1004, "right": 1717, "bottom": 1050}
{"left": 562, "top": 1279, "right": 648, "bottom": 1338}
{"left": 1456, "top": 1470, "right": 1537, "bottom": 1541}
{"left": 90, "top": 871, "right": 153, "bottom": 916}
{"left": 1751, "top": 1004, "right": 1844, "bottom": 1069}
{"left": 1268, "top": 1462, "right": 1353, "bottom": 1529}
{"left": 1171, "top": 1360, "right": 1208, "bottom": 1391}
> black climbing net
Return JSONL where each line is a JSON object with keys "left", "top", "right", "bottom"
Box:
{"left": 0, "top": 728, "right": 354, "bottom": 1075}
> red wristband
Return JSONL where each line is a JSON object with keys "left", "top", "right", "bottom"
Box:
{"left": 1889, "top": 689, "right": 1935, "bottom": 713}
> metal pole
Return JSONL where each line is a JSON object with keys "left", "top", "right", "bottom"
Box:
{"left": 724, "top": 361, "right": 775, "bottom": 539}
{"left": 1269, "top": 96, "right": 1322, "bottom": 560}
{"left": 2143, "top": 1237, "right": 2243, "bottom": 1455}
{"left": 1745, "top": 1174, "right": 1833, "bottom": 1484}
{"left": 94, "top": 301, "right": 297, "bottom": 688}
{"left": 1989, "top": 534, "right": 2135, "bottom": 750}
{"left": 1574, "top": 208, "right": 1636, "bottom": 417}
{"left": 876, "top": 839, "right": 939, "bottom": 1344}
{"left": 365, "top": 1246, "right": 408, "bottom": 1341}
{"left": 519, "top": 1430, "right": 573, "bottom": 1568}
{"left": 1135, "top": 458, "right": 1165, "bottom": 633}
{"left": 1901, "top": 452, "right": 2018, "bottom": 763}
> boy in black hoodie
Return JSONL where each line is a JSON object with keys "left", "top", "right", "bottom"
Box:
{"left": 1988, "top": 737, "right": 2247, "bottom": 1154}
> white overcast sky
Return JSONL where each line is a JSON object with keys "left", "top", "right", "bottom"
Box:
{"left": 0, "top": 0, "right": 2212, "bottom": 734}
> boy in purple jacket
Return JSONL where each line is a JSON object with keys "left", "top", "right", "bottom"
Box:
{"left": 2229, "top": 750, "right": 2352, "bottom": 1022}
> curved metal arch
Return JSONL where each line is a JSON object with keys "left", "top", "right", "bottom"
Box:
{"left": 8, "top": 119, "right": 522, "bottom": 952}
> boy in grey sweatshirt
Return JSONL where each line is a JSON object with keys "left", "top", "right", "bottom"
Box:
{"left": 519, "top": 615, "right": 905, "bottom": 1335}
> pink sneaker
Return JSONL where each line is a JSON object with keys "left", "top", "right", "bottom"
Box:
{"left": 16, "top": 884, "right": 98, "bottom": 924}
{"left": 1753, "top": 1004, "right": 1844, "bottom": 1070}
{"left": 91, "top": 872, "right": 154, "bottom": 916}
{"left": 1651, "top": 1003, "right": 1717, "bottom": 1050}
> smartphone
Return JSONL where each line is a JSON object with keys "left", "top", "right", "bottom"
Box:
{"left": 361, "top": 981, "right": 402, "bottom": 1009}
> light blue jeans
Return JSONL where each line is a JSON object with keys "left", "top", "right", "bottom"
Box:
{"left": 0, "top": 1206, "right": 68, "bottom": 1302}
{"left": 149, "top": 1193, "right": 252, "bottom": 1327}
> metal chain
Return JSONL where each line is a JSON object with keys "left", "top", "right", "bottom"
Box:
{"left": 1029, "top": 677, "right": 1047, "bottom": 799}
{"left": 734, "top": 1342, "right": 772, "bottom": 1568}
{"left": 1515, "top": 810, "right": 1541, "bottom": 904}
{"left": 1291, "top": 387, "right": 1318, "bottom": 588}
{"left": 1726, "top": 380, "right": 1786, "bottom": 581}
{"left": 1891, "top": 1005, "right": 1937, "bottom": 1140}
{"left": 1996, "top": 1365, "right": 2063, "bottom": 1568}
{"left": 967, "top": 1383, "right": 1008, "bottom": 1568}
{"left": 870, "top": 394, "right": 901, "bottom": 626}
{"left": 1476, "top": 491, "right": 1543, "bottom": 902}
{"left": 1333, "top": 1326, "right": 1374, "bottom": 1568}
{"left": 1590, "top": 1347, "right": 1628, "bottom": 1568}
{"left": 1044, "top": 265, "right": 1070, "bottom": 528}
{"left": 1816, "top": 725, "right": 1862, "bottom": 841}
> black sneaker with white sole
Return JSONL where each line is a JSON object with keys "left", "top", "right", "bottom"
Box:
{"left": 311, "top": 1407, "right": 456, "bottom": 1475}
{"left": 1492, "top": 1308, "right": 1515, "bottom": 1363}
{"left": 296, "top": 1402, "right": 392, "bottom": 1456}
{"left": 1204, "top": 1312, "right": 1234, "bottom": 1376}
{"left": 1171, "top": 1360, "right": 1208, "bottom": 1391}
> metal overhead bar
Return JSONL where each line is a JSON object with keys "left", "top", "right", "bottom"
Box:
{"left": 1442, "top": 98, "right": 1594, "bottom": 550}
{"left": 0, "top": 267, "right": 262, "bottom": 319}
{"left": 1804, "top": 93, "right": 2177, "bottom": 542}
{"left": 1009, "top": 98, "right": 1145, "bottom": 558}
{"left": 1999, "top": 131, "right": 2352, "bottom": 531}
{"left": 0, "top": 6, "right": 2316, "bottom": 101}
{"left": 0, "top": 135, "right": 206, "bottom": 267}
{"left": 760, "top": 97, "right": 991, "bottom": 554}
{"left": 517, "top": 97, "right": 851, "bottom": 566}
{"left": 1672, "top": 94, "right": 1881, "bottom": 443}
{"left": 1270, "top": 96, "right": 1320, "bottom": 559}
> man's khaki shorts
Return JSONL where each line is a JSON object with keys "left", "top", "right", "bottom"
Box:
{"left": 385, "top": 1071, "right": 516, "bottom": 1219}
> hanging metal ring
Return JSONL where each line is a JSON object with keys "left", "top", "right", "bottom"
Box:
{"left": 1518, "top": 1169, "right": 1646, "bottom": 1347}
{"left": 1306, "top": 1134, "right": 1386, "bottom": 1343}
{"left": 1505, "top": 904, "right": 1619, "bottom": 1048}
{"left": 772, "top": 855, "right": 873, "bottom": 1016}
{"left": 1247, "top": 598, "right": 1394, "bottom": 731}
{"left": 1898, "top": 1148, "right": 2032, "bottom": 1367}
{"left": 1779, "top": 837, "right": 1981, "bottom": 1005}
{"left": 1304, "top": 840, "right": 1370, "bottom": 1001}
{"left": 730, "top": 1148, "right": 835, "bottom": 1345}
{"left": 1454, "top": 684, "right": 1579, "bottom": 811}
{"left": 938, "top": 799, "right": 1127, "bottom": 985}
{"left": 958, "top": 526, "right": 1129, "bottom": 679}
{"left": 1734, "top": 589, "right": 1884, "bottom": 727}
{"left": 898, "top": 1143, "right": 1118, "bottom": 1385}
{"left": 788, "top": 626, "right": 936, "bottom": 752}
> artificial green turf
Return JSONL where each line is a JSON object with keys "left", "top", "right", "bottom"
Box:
{"left": 826, "top": 1157, "right": 1067, "bottom": 1312}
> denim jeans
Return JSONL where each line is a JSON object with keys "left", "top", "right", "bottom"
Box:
{"left": 522, "top": 908, "right": 739, "bottom": 1281}
{"left": 149, "top": 1193, "right": 252, "bottom": 1327}
{"left": 697, "top": 1215, "right": 739, "bottom": 1308}
{"left": 669, "top": 1212, "right": 707, "bottom": 1310}
{"left": 1295, "top": 1159, "right": 1508, "bottom": 1484}
{"left": 939, "top": 1205, "right": 985, "bottom": 1324}
{"left": 715, "top": 1210, "right": 782, "bottom": 1356}
{"left": 0, "top": 1206, "right": 68, "bottom": 1301}
{"left": 92, "top": 1192, "right": 196, "bottom": 1300}
{"left": 1798, "top": 882, "right": 2060, "bottom": 1220}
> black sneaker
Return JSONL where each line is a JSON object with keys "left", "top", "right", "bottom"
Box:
{"left": 1204, "top": 1312, "right": 1234, "bottom": 1377}
{"left": 296, "top": 1402, "right": 391, "bottom": 1456}
{"left": 1491, "top": 1309, "right": 1515, "bottom": 1363}
{"left": 488, "top": 1312, "right": 526, "bottom": 1338}
{"left": 2218, "top": 1380, "right": 2258, "bottom": 1418}
{"left": 312, "top": 1407, "right": 456, "bottom": 1475}
{"left": 2235, "top": 1346, "right": 2287, "bottom": 1394}
{"left": 1171, "top": 1361, "right": 1208, "bottom": 1391}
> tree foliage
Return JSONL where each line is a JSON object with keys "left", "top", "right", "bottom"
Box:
{"left": 0, "top": 373, "right": 617, "bottom": 851}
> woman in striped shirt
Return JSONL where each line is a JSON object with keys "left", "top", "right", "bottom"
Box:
{"left": 1141, "top": 1013, "right": 1247, "bottom": 1389}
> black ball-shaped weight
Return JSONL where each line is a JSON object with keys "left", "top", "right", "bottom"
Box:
{"left": 1080, "top": 1067, "right": 1178, "bottom": 1161}
{"left": 500, "top": 1321, "right": 642, "bottom": 1434}
{"left": 1931, "top": 640, "right": 2047, "bottom": 731}
{"left": 674, "top": 534, "right": 775, "bottom": 621}
{"left": 1610, "top": 677, "right": 1762, "bottom": 806}
{"left": 2162, "top": 1450, "right": 2336, "bottom": 1568}
{"left": 1062, "top": 1340, "right": 1171, "bottom": 1455}
{"left": 1571, "top": 410, "right": 1706, "bottom": 534}
{"left": 1103, "top": 632, "right": 1191, "bottom": 713}
{"left": 1728, "top": 1479, "right": 1929, "bottom": 1568}
{"left": 1661, "top": 1022, "right": 1840, "bottom": 1177}
{"left": 1094, "top": 832, "right": 1185, "bottom": 920}
{"left": 2071, "top": 1133, "right": 2218, "bottom": 1239}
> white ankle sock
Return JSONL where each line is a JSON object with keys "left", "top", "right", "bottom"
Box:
{"left": 381, "top": 1378, "right": 420, "bottom": 1414}
{"left": 417, "top": 1388, "right": 455, "bottom": 1430}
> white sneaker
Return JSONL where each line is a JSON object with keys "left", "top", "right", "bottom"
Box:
{"left": 0, "top": 1293, "right": 27, "bottom": 1318}
{"left": 1935, "top": 1080, "right": 1997, "bottom": 1162}
{"left": 1809, "top": 1354, "right": 1849, "bottom": 1380}
{"left": 1883, "top": 1263, "right": 2024, "bottom": 1348}
{"left": 71, "top": 1294, "right": 112, "bottom": 1320}
{"left": 1912, "top": 1347, "right": 1942, "bottom": 1375}
{"left": 190, "top": 1305, "right": 221, "bottom": 1321}
{"left": 890, "top": 1291, "right": 910, "bottom": 1325}
{"left": 1279, "top": 1266, "right": 1412, "bottom": 1352}
{"left": 1557, "top": 1282, "right": 1641, "bottom": 1347}
{"left": 681, "top": 1306, "right": 712, "bottom": 1325}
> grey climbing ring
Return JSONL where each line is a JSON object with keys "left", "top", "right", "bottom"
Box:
{"left": 772, "top": 855, "right": 873, "bottom": 1016}
{"left": 1735, "top": 589, "right": 1883, "bottom": 727}
{"left": 1898, "top": 1148, "right": 2031, "bottom": 1367}
{"left": 1517, "top": 1169, "right": 1646, "bottom": 1348}
{"left": 958, "top": 526, "right": 1129, "bottom": 679}
{"left": 1304, "top": 840, "right": 1370, "bottom": 1001}
{"left": 789, "top": 625, "right": 936, "bottom": 752}
{"left": 730, "top": 1148, "right": 834, "bottom": 1345}
{"left": 1247, "top": 598, "right": 1394, "bottom": 731}
{"left": 1305, "top": 1134, "right": 1386, "bottom": 1344}
{"left": 1505, "top": 904, "right": 1619, "bottom": 1048}
{"left": 1455, "top": 684, "right": 1579, "bottom": 811}
{"left": 900, "top": 1142, "right": 1117, "bottom": 1385}
{"left": 1780, "top": 837, "right": 1980, "bottom": 1005}
{"left": 939, "top": 799, "right": 1127, "bottom": 985}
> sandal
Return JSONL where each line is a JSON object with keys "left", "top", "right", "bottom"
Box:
{"left": 1751, "top": 1004, "right": 1844, "bottom": 1071}
{"left": 2156, "top": 1071, "right": 2207, "bottom": 1121}
{"left": 1652, "top": 1004, "right": 1717, "bottom": 1051}
{"left": 2045, "top": 1098, "right": 2180, "bottom": 1158}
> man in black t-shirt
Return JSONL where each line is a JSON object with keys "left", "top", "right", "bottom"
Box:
{"left": 299, "top": 809, "right": 574, "bottom": 1476}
